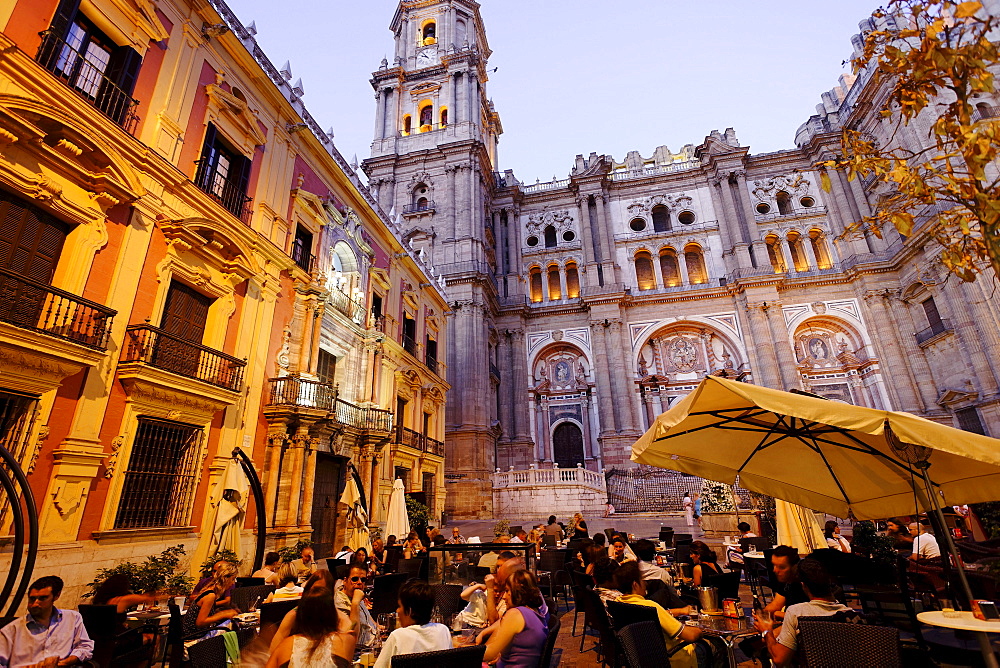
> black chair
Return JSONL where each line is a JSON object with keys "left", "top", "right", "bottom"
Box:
{"left": 78, "top": 603, "right": 153, "bottom": 668}
{"left": 580, "top": 587, "right": 617, "bottom": 666}
{"left": 658, "top": 527, "right": 674, "bottom": 542}
{"left": 231, "top": 584, "right": 274, "bottom": 613}
{"left": 471, "top": 565, "right": 492, "bottom": 580}
{"left": 569, "top": 583, "right": 588, "bottom": 637}
{"left": 542, "top": 533, "right": 557, "bottom": 547}
{"left": 258, "top": 598, "right": 299, "bottom": 630}
{"left": 798, "top": 617, "right": 901, "bottom": 667}
{"left": 235, "top": 576, "right": 265, "bottom": 587}
{"left": 617, "top": 620, "right": 679, "bottom": 668}
{"left": 236, "top": 625, "right": 256, "bottom": 649}
{"left": 433, "top": 583, "right": 465, "bottom": 621}
{"left": 538, "top": 614, "right": 561, "bottom": 668}
{"left": 186, "top": 634, "right": 228, "bottom": 668}
{"left": 164, "top": 600, "right": 185, "bottom": 666}
{"left": 674, "top": 545, "right": 693, "bottom": 566}
{"left": 673, "top": 533, "right": 693, "bottom": 547}
{"left": 740, "top": 536, "right": 771, "bottom": 553}
{"left": 326, "top": 557, "right": 347, "bottom": 571}
{"left": 390, "top": 643, "right": 487, "bottom": 667}
{"left": 384, "top": 545, "right": 404, "bottom": 573}
{"left": 702, "top": 571, "right": 741, "bottom": 601}
{"left": 605, "top": 600, "right": 659, "bottom": 631}
{"left": 372, "top": 573, "right": 409, "bottom": 616}
{"left": 398, "top": 557, "right": 429, "bottom": 580}
{"left": 855, "top": 585, "right": 926, "bottom": 651}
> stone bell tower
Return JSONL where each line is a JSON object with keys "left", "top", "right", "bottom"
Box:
{"left": 363, "top": 0, "right": 502, "bottom": 518}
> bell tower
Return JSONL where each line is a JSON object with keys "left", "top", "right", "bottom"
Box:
{"left": 363, "top": 0, "right": 502, "bottom": 519}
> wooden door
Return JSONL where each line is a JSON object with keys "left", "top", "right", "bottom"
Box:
{"left": 155, "top": 281, "right": 211, "bottom": 378}
{"left": 552, "top": 422, "right": 585, "bottom": 468}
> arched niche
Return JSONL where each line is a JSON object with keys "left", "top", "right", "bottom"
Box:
{"left": 634, "top": 322, "right": 746, "bottom": 381}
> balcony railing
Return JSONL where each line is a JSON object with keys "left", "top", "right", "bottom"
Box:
{"left": 425, "top": 356, "right": 438, "bottom": 375}
{"left": 403, "top": 335, "right": 418, "bottom": 357}
{"left": 291, "top": 250, "right": 315, "bottom": 273}
{"left": 915, "top": 319, "right": 952, "bottom": 345}
{"left": 265, "top": 378, "right": 393, "bottom": 431}
{"left": 328, "top": 287, "right": 366, "bottom": 324}
{"left": 403, "top": 201, "right": 435, "bottom": 215}
{"left": 122, "top": 324, "right": 246, "bottom": 391}
{"left": 35, "top": 31, "right": 140, "bottom": 133}
{"left": 194, "top": 159, "right": 253, "bottom": 222}
{"left": 336, "top": 398, "right": 394, "bottom": 432}
{"left": 398, "top": 427, "right": 445, "bottom": 456}
{"left": 973, "top": 106, "right": 1000, "bottom": 122}
{"left": 0, "top": 266, "right": 116, "bottom": 350}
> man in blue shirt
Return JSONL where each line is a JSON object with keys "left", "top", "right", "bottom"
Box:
{"left": 0, "top": 575, "right": 94, "bottom": 667}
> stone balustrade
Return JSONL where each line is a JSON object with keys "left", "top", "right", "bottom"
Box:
{"left": 491, "top": 464, "right": 607, "bottom": 521}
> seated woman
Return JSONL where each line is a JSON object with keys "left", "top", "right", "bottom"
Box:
{"left": 886, "top": 518, "right": 914, "bottom": 552}
{"left": 482, "top": 569, "right": 548, "bottom": 668}
{"left": 183, "top": 563, "right": 239, "bottom": 640}
{"left": 266, "top": 575, "right": 304, "bottom": 602}
{"left": 371, "top": 539, "right": 386, "bottom": 573}
{"left": 269, "top": 571, "right": 339, "bottom": 652}
{"left": 690, "top": 541, "right": 722, "bottom": 586}
{"left": 266, "top": 589, "right": 357, "bottom": 668}
{"left": 825, "top": 521, "right": 852, "bottom": 552}
{"left": 252, "top": 551, "right": 283, "bottom": 585}
{"left": 402, "top": 532, "right": 425, "bottom": 559}
{"left": 351, "top": 547, "right": 370, "bottom": 572}
{"left": 92, "top": 574, "right": 157, "bottom": 613}
{"left": 373, "top": 580, "right": 451, "bottom": 668}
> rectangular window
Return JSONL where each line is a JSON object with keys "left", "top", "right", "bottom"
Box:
{"left": 422, "top": 472, "right": 435, "bottom": 515}
{"left": 316, "top": 349, "right": 336, "bottom": 386}
{"left": 425, "top": 336, "right": 437, "bottom": 372}
{"left": 402, "top": 314, "right": 417, "bottom": 356}
{"left": 394, "top": 466, "right": 410, "bottom": 490}
{"left": 114, "top": 418, "right": 203, "bottom": 529}
{"left": 291, "top": 226, "right": 314, "bottom": 272}
{"left": 956, "top": 407, "right": 987, "bottom": 436}
{"left": 922, "top": 297, "right": 944, "bottom": 331}
{"left": 195, "top": 124, "right": 252, "bottom": 221}
{"left": 153, "top": 281, "right": 213, "bottom": 378}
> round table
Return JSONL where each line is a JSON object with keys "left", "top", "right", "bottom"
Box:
{"left": 742, "top": 552, "right": 765, "bottom": 559}
{"left": 917, "top": 611, "right": 1000, "bottom": 633}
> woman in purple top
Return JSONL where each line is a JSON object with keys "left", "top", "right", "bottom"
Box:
{"left": 482, "top": 569, "right": 548, "bottom": 668}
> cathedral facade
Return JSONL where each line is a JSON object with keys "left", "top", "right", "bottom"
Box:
{"left": 364, "top": 1, "right": 1000, "bottom": 518}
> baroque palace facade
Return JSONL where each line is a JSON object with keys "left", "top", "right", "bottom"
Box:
{"left": 364, "top": 1, "right": 1000, "bottom": 518}
{"left": 0, "top": 0, "right": 448, "bottom": 604}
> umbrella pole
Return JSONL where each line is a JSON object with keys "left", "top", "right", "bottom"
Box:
{"left": 918, "top": 464, "right": 998, "bottom": 668}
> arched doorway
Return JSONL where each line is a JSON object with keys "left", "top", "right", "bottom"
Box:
{"left": 552, "top": 422, "right": 585, "bottom": 468}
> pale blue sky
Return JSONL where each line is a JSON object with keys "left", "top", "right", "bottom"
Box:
{"left": 226, "top": 0, "right": 881, "bottom": 183}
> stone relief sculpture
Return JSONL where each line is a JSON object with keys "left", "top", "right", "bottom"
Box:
{"left": 751, "top": 173, "right": 812, "bottom": 202}
{"left": 525, "top": 209, "right": 574, "bottom": 235}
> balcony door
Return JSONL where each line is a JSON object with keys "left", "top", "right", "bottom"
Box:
{"left": 0, "top": 193, "right": 69, "bottom": 329}
{"left": 552, "top": 421, "right": 585, "bottom": 469}
{"left": 155, "top": 281, "right": 211, "bottom": 379}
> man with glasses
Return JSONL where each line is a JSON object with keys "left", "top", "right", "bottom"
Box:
{"left": 336, "top": 564, "right": 378, "bottom": 659}
{"left": 0, "top": 575, "right": 94, "bottom": 667}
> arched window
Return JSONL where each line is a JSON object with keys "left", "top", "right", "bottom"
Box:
{"left": 419, "top": 105, "right": 433, "bottom": 129}
{"left": 765, "top": 235, "right": 785, "bottom": 273}
{"left": 422, "top": 22, "right": 436, "bottom": 45}
{"left": 659, "top": 249, "right": 681, "bottom": 287}
{"left": 412, "top": 183, "right": 429, "bottom": 206}
{"left": 439, "top": 108, "right": 448, "bottom": 127}
{"left": 552, "top": 422, "right": 585, "bottom": 468}
{"left": 776, "top": 191, "right": 793, "bottom": 215}
{"left": 684, "top": 244, "right": 707, "bottom": 284}
{"left": 652, "top": 205, "right": 671, "bottom": 232}
{"left": 787, "top": 232, "right": 809, "bottom": 272}
{"left": 810, "top": 229, "right": 832, "bottom": 269}
{"left": 634, "top": 251, "right": 656, "bottom": 290}
{"left": 565, "top": 261, "right": 580, "bottom": 299}
{"left": 543, "top": 225, "right": 557, "bottom": 248}
{"left": 415, "top": 197, "right": 429, "bottom": 211}
{"left": 402, "top": 115, "right": 412, "bottom": 135}
{"left": 455, "top": 19, "right": 467, "bottom": 46}
{"left": 547, "top": 265, "right": 562, "bottom": 300}
{"left": 529, "top": 267, "right": 543, "bottom": 302}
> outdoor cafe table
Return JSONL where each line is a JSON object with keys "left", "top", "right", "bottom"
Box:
{"left": 917, "top": 611, "right": 1000, "bottom": 634}
{"left": 686, "top": 614, "right": 758, "bottom": 668}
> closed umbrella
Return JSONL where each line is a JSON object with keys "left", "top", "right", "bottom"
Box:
{"left": 341, "top": 474, "right": 371, "bottom": 552}
{"left": 194, "top": 457, "right": 249, "bottom": 570}
{"left": 774, "top": 499, "right": 826, "bottom": 554}
{"left": 384, "top": 478, "right": 410, "bottom": 541}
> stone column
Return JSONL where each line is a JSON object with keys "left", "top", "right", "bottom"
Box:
{"left": 965, "top": 280, "right": 1000, "bottom": 392}
{"left": 717, "top": 175, "right": 753, "bottom": 268}
{"left": 264, "top": 433, "right": 285, "bottom": 526}
{"left": 860, "top": 290, "right": 924, "bottom": 412}
{"left": 708, "top": 176, "right": 735, "bottom": 258}
{"left": 744, "top": 302, "right": 782, "bottom": 388}
{"left": 801, "top": 236, "right": 819, "bottom": 270}
{"left": 780, "top": 239, "right": 797, "bottom": 273}
{"left": 558, "top": 264, "right": 568, "bottom": 300}
{"left": 299, "top": 438, "right": 318, "bottom": 528}
{"left": 580, "top": 395, "right": 595, "bottom": 460}
{"left": 539, "top": 395, "right": 551, "bottom": 461}
{"left": 940, "top": 284, "right": 1000, "bottom": 397}
{"left": 733, "top": 171, "right": 770, "bottom": 265}
{"left": 374, "top": 90, "right": 385, "bottom": 141}
{"left": 498, "top": 333, "right": 513, "bottom": 442}
{"left": 595, "top": 194, "right": 618, "bottom": 281}
{"left": 589, "top": 321, "right": 618, "bottom": 434}
{"left": 606, "top": 319, "right": 639, "bottom": 432}
{"left": 678, "top": 251, "right": 690, "bottom": 285}
{"left": 765, "top": 303, "right": 800, "bottom": 390}
{"left": 510, "top": 329, "right": 531, "bottom": 442}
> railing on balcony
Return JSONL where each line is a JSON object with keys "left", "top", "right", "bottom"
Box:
{"left": 194, "top": 159, "right": 253, "bottom": 222}
{"left": 973, "top": 105, "right": 1000, "bottom": 122}
{"left": 268, "top": 376, "right": 336, "bottom": 411}
{"left": 336, "top": 398, "right": 393, "bottom": 432}
{"left": 398, "top": 427, "right": 445, "bottom": 456}
{"left": 425, "top": 356, "right": 438, "bottom": 375}
{"left": 403, "top": 201, "right": 435, "bottom": 214}
{"left": 403, "top": 335, "right": 418, "bottom": 357}
{"left": 35, "top": 31, "right": 140, "bottom": 133}
{"left": 915, "top": 319, "right": 952, "bottom": 345}
{"left": 122, "top": 324, "right": 246, "bottom": 391}
{"left": 328, "top": 287, "right": 366, "bottom": 324}
{"left": 0, "top": 266, "right": 116, "bottom": 350}
{"left": 291, "top": 250, "right": 315, "bottom": 273}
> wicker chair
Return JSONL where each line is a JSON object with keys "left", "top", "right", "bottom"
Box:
{"left": 187, "top": 634, "right": 228, "bottom": 668}
{"left": 605, "top": 600, "right": 659, "bottom": 632}
{"left": 432, "top": 583, "right": 465, "bottom": 621}
{"left": 616, "top": 620, "right": 674, "bottom": 668}
{"left": 390, "top": 644, "right": 487, "bottom": 667}
{"left": 538, "top": 614, "right": 562, "bottom": 668}
{"left": 580, "top": 587, "right": 618, "bottom": 666}
{"left": 231, "top": 584, "right": 274, "bottom": 613}
{"left": 798, "top": 618, "right": 901, "bottom": 667}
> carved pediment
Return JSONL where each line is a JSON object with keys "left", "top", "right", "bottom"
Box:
{"left": 206, "top": 84, "right": 267, "bottom": 154}
{"left": 158, "top": 216, "right": 260, "bottom": 283}
{"left": 369, "top": 267, "right": 391, "bottom": 290}
{"left": 525, "top": 209, "right": 574, "bottom": 234}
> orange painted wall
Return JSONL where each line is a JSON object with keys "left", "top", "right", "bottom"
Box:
{"left": 177, "top": 60, "right": 217, "bottom": 180}
{"left": 6, "top": 0, "right": 56, "bottom": 55}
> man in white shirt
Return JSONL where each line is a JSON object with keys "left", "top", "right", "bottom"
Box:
{"left": 335, "top": 564, "right": 379, "bottom": 659}
{"left": 510, "top": 529, "right": 527, "bottom": 543}
{"left": 373, "top": 580, "right": 451, "bottom": 668}
{"left": 0, "top": 576, "right": 93, "bottom": 667}
{"left": 909, "top": 523, "right": 942, "bottom": 561}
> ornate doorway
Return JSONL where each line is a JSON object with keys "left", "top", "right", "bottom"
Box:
{"left": 552, "top": 422, "right": 584, "bottom": 468}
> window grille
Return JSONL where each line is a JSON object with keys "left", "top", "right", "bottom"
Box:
{"left": 114, "top": 418, "right": 203, "bottom": 529}
{"left": 956, "top": 407, "right": 987, "bottom": 436}
{"left": 0, "top": 390, "right": 40, "bottom": 528}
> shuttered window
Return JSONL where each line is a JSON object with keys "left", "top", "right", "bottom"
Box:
{"left": 161, "top": 281, "right": 211, "bottom": 343}
{"left": 0, "top": 192, "right": 69, "bottom": 283}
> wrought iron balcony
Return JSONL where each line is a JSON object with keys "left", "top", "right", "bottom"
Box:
{"left": 35, "top": 31, "right": 140, "bottom": 133}
{"left": 268, "top": 376, "right": 336, "bottom": 411}
{"left": 398, "top": 426, "right": 445, "bottom": 456}
{"left": 973, "top": 106, "right": 1000, "bottom": 122}
{"left": 0, "top": 266, "right": 116, "bottom": 350}
{"left": 915, "top": 319, "right": 952, "bottom": 345}
{"left": 403, "top": 200, "right": 435, "bottom": 215}
{"left": 122, "top": 324, "right": 246, "bottom": 391}
{"left": 327, "top": 287, "right": 366, "bottom": 323}
{"left": 403, "top": 335, "right": 418, "bottom": 357}
{"left": 335, "top": 398, "right": 394, "bottom": 432}
{"left": 194, "top": 159, "right": 253, "bottom": 222}
{"left": 425, "top": 356, "right": 438, "bottom": 375}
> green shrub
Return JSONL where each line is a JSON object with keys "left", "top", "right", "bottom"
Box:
{"left": 406, "top": 496, "right": 430, "bottom": 535}
{"left": 198, "top": 548, "right": 242, "bottom": 575}
{"left": 493, "top": 519, "right": 510, "bottom": 539}
{"left": 84, "top": 545, "right": 195, "bottom": 599}
{"left": 278, "top": 539, "right": 314, "bottom": 564}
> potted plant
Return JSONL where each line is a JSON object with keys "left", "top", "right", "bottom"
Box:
{"left": 84, "top": 545, "right": 195, "bottom": 599}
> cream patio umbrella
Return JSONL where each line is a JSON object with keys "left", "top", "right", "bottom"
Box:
{"left": 194, "top": 457, "right": 249, "bottom": 570}
{"left": 341, "top": 472, "right": 371, "bottom": 552}
{"left": 774, "top": 499, "right": 826, "bottom": 554}
{"left": 384, "top": 478, "right": 410, "bottom": 541}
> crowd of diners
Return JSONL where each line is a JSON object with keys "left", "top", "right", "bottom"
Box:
{"left": 0, "top": 512, "right": 961, "bottom": 667}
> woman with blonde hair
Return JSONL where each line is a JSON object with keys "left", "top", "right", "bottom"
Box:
{"left": 183, "top": 562, "right": 239, "bottom": 640}
{"left": 569, "top": 512, "right": 589, "bottom": 540}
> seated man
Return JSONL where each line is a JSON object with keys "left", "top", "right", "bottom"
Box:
{"left": 755, "top": 558, "right": 856, "bottom": 667}
{"left": 610, "top": 535, "right": 635, "bottom": 565}
{"left": 633, "top": 539, "right": 687, "bottom": 609}
{"left": 0, "top": 575, "right": 94, "bottom": 667}
{"left": 335, "top": 564, "right": 378, "bottom": 660}
{"left": 280, "top": 546, "right": 319, "bottom": 581}
{"left": 614, "top": 562, "right": 701, "bottom": 668}
{"left": 373, "top": 580, "right": 451, "bottom": 668}
{"left": 909, "top": 523, "right": 941, "bottom": 562}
